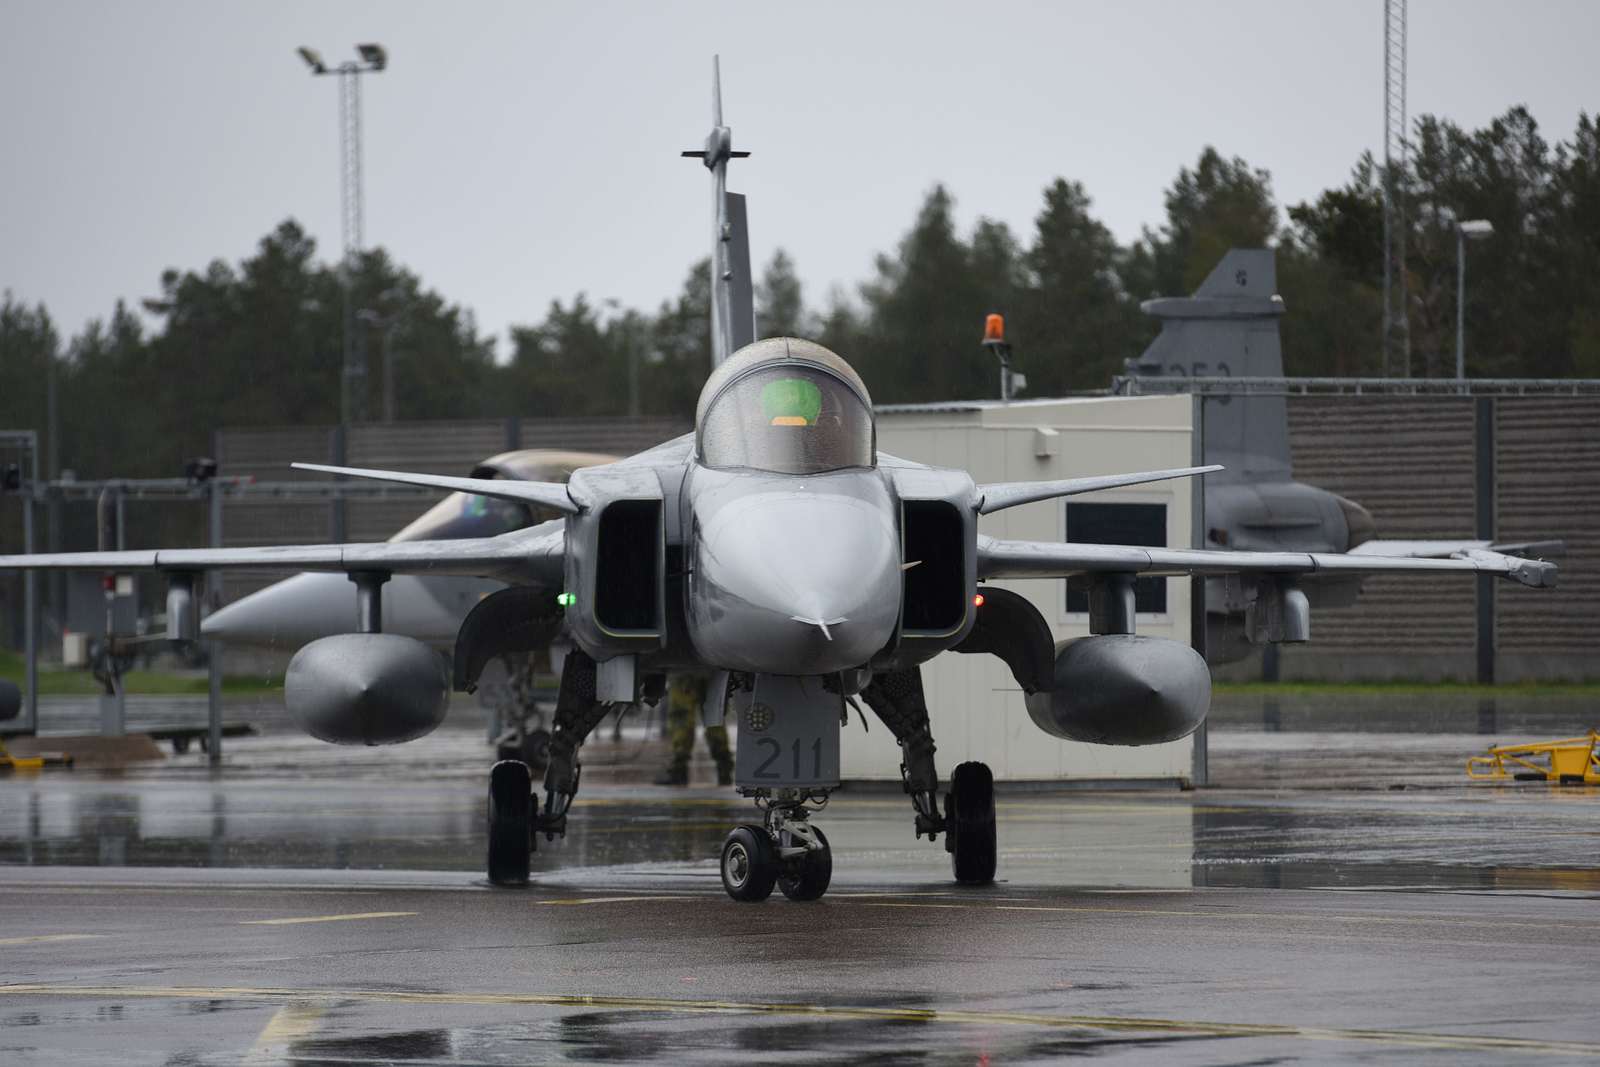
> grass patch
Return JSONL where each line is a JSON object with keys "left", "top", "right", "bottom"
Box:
{"left": 0, "top": 648, "right": 281, "bottom": 696}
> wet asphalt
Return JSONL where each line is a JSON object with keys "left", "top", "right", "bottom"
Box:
{"left": 1, "top": 691, "right": 1598, "bottom": 1064}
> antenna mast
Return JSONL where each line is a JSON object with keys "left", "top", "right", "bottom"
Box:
{"left": 1381, "top": 0, "right": 1410, "bottom": 377}
{"left": 682, "top": 56, "right": 751, "bottom": 369}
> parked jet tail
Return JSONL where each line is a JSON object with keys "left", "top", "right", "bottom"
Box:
{"left": 1127, "top": 249, "right": 1290, "bottom": 484}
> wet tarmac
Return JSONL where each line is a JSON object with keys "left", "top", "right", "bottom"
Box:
{"left": 2, "top": 691, "right": 1598, "bottom": 1063}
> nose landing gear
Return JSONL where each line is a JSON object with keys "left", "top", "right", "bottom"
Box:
{"left": 719, "top": 792, "right": 834, "bottom": 902}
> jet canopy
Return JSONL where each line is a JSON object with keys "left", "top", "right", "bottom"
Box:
{"left": 697, "top": 339, "right": 875, "bottom": 475}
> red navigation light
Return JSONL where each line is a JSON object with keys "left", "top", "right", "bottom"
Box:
{"left": 973, "top": 592, "right": 986, "bottom": 608}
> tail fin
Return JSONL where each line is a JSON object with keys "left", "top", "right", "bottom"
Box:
{"left": 681, "top": 55, "right": 755, "bottom": 368}
{"left": 1127, "top": 249, "right": 1290, "bottom": 482}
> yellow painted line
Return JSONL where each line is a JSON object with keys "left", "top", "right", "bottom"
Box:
{"left": 0, "top": 933, "right": 104, "bottom": 946}
{"left": 244, "top": 1002, "right": 324, "bottom": 1064}
{"left": 240, "top": 911, "right": 416, "bottom": 926}
{"left": 0, "top": 983, "right": 1594, "bottom": 1057}
{"left": 534, "top": 896, "right": 693, "bottom": 906}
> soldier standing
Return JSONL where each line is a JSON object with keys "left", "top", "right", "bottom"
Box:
{"left": 655, "top": 673, "right": 733, "bottom": 786}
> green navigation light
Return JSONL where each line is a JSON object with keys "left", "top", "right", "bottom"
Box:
{"left": 556, "top": 592, "right": 576, "bottom": 608}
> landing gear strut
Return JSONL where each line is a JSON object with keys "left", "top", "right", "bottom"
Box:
{"left": 489, "top": 653, "right": 552, "bottom": 772}
{"left": 719, "top": 791, "right": 834, "bottom": 902}
{"left": 863, "top": 667, "right": 997, "bottom": 885}
{"left": 485, "top": 650, "right": 612, "bottom": 887}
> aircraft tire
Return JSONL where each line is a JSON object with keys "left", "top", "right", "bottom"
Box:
{"left": 487, "top": 759, "right": 534, "bottom": 886}
{"left": 948, "top": 761, "right": 997, "bottom": 885}
{"left": 721, "top": 824, "right": 778, "bottom": 902}
{"left": 778, "top": 826, "right": 832, "bottom": 902}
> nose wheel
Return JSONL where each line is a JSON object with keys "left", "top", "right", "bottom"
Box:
{"left": 720, "top": 796, "right": 833, "bottom": 902}
{"left": 720, "top": 825, "right": 779, "bottom": 901}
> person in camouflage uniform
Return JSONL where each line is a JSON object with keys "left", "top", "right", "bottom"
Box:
{"left": 655, "top": 673, "right": 732, "bottom": 786}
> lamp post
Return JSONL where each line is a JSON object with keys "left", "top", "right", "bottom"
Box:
{"left": 357, "top": 288, "right": 405, "bottom": 423}
{"left": 1455, "top": 218, "right": 1493, "bottom": 381}
{"left": 298, "top": 43, "right": 388, "bottom": 425}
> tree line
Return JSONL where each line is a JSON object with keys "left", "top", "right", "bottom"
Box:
{"left": 3, "top": 105, "right": 1597, "bottom": 485}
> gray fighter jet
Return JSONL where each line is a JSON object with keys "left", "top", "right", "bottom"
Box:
{"left": 204, "top": 448, "right": 618, "bottom": 763}
{"left": 0, "top": 61, "right": 1556, "bottom": 902}
{"left": 1121, "top": 250, "right": 1560, "bottom": 662}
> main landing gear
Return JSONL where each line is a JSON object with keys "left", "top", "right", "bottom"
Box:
{"left": 720, "top": 793, "right": 833, "bottom": 902}
{"left": 489, "top": 653, "right": 552, "bottom": 772}
{"left": 486, "top": 651, "right": 610, "bottom": 886}
{"left": 863, "top": 668, "right": 997, "bottom": 886}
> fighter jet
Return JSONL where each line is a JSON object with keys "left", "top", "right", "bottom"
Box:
{"left": 204, "top": 448, "right": 618, "bottom": 764}
{"left": 1119, "top": 250, "right": 1562, "bottom": 662}
{"left": 0, "top": 60, "right": 1556, "bottom": 902}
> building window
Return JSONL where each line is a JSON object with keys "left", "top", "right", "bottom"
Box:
{"left": 1065, "top": 502, "right": 1167, "bottom": 614}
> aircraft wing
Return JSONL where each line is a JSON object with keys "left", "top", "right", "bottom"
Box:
{"left": 0, "top": 523, "right": 565, "bottom": 587}
{"left": 977, "top": 537, "right": 1557, "bottom": 588}
{"left": 1351, "top": 538, "right": 1566, "bottom": 560}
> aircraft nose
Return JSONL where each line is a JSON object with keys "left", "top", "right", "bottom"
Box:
{"left": 695, "top": 489, "right": 900, "bottom": 674}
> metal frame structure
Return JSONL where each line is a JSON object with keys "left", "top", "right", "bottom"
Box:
{"left": 2, "top": 466, "right": 434, "bottom": 762}
{"left": 1114, "top": 376, "right": 1600, "bottom": 398}
{"left": 1, "top": 431, "right": 39, "bottom": 732}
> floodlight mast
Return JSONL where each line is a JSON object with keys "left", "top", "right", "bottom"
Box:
{"left": 298, "top": 43, "right": 387, "bottom": 426}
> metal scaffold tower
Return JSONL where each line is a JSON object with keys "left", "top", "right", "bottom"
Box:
{"left": 1381, "top": 0, "right": 1410, "bottom": 377}
{"left": 339, "top": 66, "right": 365, "bottom": 265}
{"left": 299, "top": 43, "right": 388, "bottom": 427}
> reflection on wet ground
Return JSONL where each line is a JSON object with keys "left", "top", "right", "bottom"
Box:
{"left": 1, "top": 691, "right": 1597, "bottom": 893}
{"left": 2, "top": 690, "right": 1598, "bottom": 1063}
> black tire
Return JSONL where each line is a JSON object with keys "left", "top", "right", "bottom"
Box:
{"left": 947, "top": 761, "right": 997, "bottom": 885}
{"left": 720, "top": 824, "right": 778, "bottom": 902}
{"left": 487, "top": 760, "right": 534, "bottom": 886}
{"left": 778, "top": 825, "right": 832, "bottom": 902}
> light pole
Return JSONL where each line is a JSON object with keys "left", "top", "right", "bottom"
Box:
{"left": 298, "top": 43, "right": 388, "bottom": 425}
{"left": 357, "top": 289, "right": 406, "bottom": 423}
{"left": 1455, "top": 218, "right": 1493, "bottom": 380}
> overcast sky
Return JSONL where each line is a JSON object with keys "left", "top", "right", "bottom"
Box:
{"left": 2, "top": 1, "right": 1595, "bottom": 358}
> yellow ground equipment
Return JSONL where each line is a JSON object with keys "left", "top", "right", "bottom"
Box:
{"left": 1467, "top": 731, "right": 1600, "bottom": 784}
{"left": 0, "top": 736, "right": 45, "bottom": 771}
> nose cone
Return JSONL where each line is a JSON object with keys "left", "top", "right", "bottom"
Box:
{"left": 204, "top": 572, "right": 467, "bottom": 648}
{"left": 1335, "top": 494, "right": 1376, "bottom": 550}
{"left": 203, "top": 572, "right": 354, "bottom": 648}
{"left": 693, "top": 488, "right": 900, "bottom": 674}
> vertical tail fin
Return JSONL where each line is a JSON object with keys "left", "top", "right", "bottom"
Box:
{"left": 1127, "top": 249, "right": 1291, "bottom": 481}
{"left": 681, "top": 55, "right": 754, "bottom": 368}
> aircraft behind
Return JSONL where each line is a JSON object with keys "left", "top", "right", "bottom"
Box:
{"left": 1122, "top": 249, "right": 1560, "bottom": 663}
